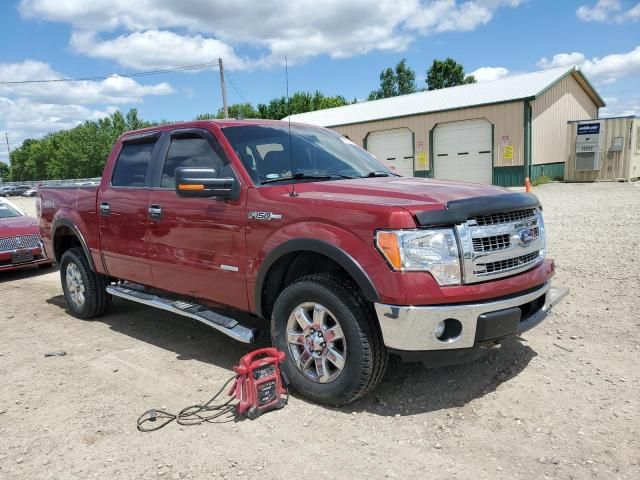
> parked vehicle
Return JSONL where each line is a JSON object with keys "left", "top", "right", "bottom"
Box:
{"left": 38, "top": 120, "right": 568, "bottom": 405}
{"left": 0, "top": 186, "right": 13, "bottom": 196}
{"left": 0, "top": 197, "right": 52, "bottom": 271}
{"left": 23, "top": 188, "right": 38, "bottom": 197}
{"left": 1, "top": 185, "right": 31, "bottom": 196}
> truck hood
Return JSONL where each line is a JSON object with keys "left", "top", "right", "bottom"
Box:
{"left": 296, "top": 177, "right": 510, "bottom": 214}
{"left": 0, "top": 215, "right": 40, "bottom": 237}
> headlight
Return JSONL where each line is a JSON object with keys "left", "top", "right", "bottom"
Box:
{"left": 375, "top": 229, "right": 461, "bottom": 285}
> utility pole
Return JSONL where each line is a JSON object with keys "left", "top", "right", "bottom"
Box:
{"left": 218, "top": 58, "right": 229, "bottom": 119}
{"left": 4, "top": 132, "right": 10, "bottom": 158}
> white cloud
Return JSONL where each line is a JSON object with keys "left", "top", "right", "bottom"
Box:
{"left": 627, "top": 2, "right": 640, "bottom": 18}
{"left": 0, "top": 60, "right": 175, "bottom": 156}
{"left": 577, "top": 0, "right": 621, "bottom": 21}
{"left": 0, "top": 60, "right": 174, "bottom": 105}
{"left": 576, "top": 0, "right": 640, "bottom": 22}
{"left": 469, "top": 66, "right": 510, "bottom": 82}
{"left": 0, "top": 96, "right": 113, "bottom": 152}
{"left": 537, "top": 52, "right": 586, "bottom": 69}
{"left": 537, "top": 46, "right": 640, "bottom": 84}
{"left": 70, "top": 30, "right": 250, "bottom": 71}
{"left": 20, "top": 0, "right": 523, "bottom": 69}
{"left": 599, "top": 96, "right": 639, "bottom": 117}
{"left": 408, "top": 0, "right": 521, "bottom": 33}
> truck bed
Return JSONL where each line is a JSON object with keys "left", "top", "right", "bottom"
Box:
{"left": 38, "top": 184, "right": 100, "bottom": 266}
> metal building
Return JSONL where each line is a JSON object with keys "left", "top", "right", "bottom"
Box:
{"left": 566, "top": 116, "right": 640, "bottom": 182}
{"left": 287, "top": 66, "right": 605, "bottom": 187}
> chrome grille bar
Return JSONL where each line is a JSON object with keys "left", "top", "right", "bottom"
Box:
{"left": 471, "top": 208, "right": 537, "bottom": 226}
{"left": 0, "top": 234, "right": 41, "bottom": 252}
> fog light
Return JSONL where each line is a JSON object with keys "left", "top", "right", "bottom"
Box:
{"left": 434, "top": 320, "right": 446, "bottom": 339}
{"left": 435, "top": 318, "right": 463, "bottom": 343}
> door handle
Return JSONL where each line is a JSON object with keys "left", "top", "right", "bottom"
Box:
{"left": 148, "top": 204, "right": 162, "bottom": 220}
{"left": 99, "top": 202, "right": 110, "bottom": 216}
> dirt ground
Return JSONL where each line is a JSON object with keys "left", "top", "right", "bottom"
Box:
{"left": 1, "top": 182, "right": 639, "bottom": 480}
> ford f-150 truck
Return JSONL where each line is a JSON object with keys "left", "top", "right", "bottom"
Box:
{"left": 38, "top": 119, "right": 567, "bottom": 405}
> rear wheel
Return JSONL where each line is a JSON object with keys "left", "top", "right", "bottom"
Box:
{"left": 271, "top": 274, "right": 387, "bottom": 406}
{"left": 60, "top": 247, "right": 111, "bottom": 319}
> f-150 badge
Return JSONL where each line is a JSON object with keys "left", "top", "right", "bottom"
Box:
{"left": 248, "top": 211, "right": 282, "bottom": 221}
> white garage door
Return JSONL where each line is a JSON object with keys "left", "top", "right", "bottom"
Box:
{"left": 366, "top": 128, "right": 414, "bottom": 177}
{"left": 434, "top": 120, "right": 492, "bottom": 184}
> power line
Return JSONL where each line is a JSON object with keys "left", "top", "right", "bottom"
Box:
{"left": 0, "top": 61, "right": 220, "bottom": 85}
{"left": 224, "top": 69, "right": 249, "bottom": 104}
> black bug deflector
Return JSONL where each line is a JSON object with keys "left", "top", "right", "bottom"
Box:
{"left": 415, "top": 192, "right": 541, "bottom": 227}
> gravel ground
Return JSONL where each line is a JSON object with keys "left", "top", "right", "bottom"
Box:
{"left": 1, "top": 182, "right": 639, "bottom": 480}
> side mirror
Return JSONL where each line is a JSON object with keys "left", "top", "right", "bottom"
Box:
{"left": 175, "top": 167, "right": 236, "bottom": 199}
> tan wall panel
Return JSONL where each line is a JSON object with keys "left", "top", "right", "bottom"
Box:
{"left": 630, "top": 120, "right": 640, "bottom": 180}
{"left": 532, "top": 73, "right": 598, "bottom": 165}
{"left": 329, "top": 101, "right": 525, "bottom": 171}
{"left": 566, "top": 117, "right": 637, "bottom": 181}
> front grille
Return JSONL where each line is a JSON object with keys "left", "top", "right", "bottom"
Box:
{"left": 457, "top": 207, "right": 545, "bottom": 283}
{"left": 472, "top": 208, "right": 537, "bottom": 226}
{"left": 474, "top": 251, "right": 541, "bottom": 276}
{"left": 0, "top": 234, "right": 40, "bottom": 252}
{"left": 472, "top": 234, "right": 511, "bottom": 252}
{"left": 472, "top": 227, "right": 540, "bottom": 253}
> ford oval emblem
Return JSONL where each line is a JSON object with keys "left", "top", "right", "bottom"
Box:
{"left": 518, "top": 228, "right": 534, "bottom": 245}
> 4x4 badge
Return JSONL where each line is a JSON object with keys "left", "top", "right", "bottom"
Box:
{"left": 248, "top": 211, "right": 282, "bottom": 221}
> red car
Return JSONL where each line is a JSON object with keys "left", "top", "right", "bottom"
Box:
{"left": 0, "top": 197, "right": 52, "bottom": 272}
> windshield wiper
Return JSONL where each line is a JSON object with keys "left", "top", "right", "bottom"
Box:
{"left": 261, "top": 171, "right": 356, "bottom": 184}
{"left": 362, "top": 170, "right": 398, "bottom": 178}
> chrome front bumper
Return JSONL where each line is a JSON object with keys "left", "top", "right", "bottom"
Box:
{"left": 374, "top": 282, "right": 569, "bottom": 351}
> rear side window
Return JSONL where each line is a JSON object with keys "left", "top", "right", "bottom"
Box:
{"left": 112, "top": 141, "right": 155, "bottom": 187}
{"left": 160, "top": 136, "right": 225, "bottom": 188}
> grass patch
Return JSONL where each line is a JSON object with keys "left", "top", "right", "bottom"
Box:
{"left": 532, "top": 175, "right": 551, "bottom": 186}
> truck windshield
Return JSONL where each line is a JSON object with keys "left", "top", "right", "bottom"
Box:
{"left": 0, "top": 203, "right": 22, "bottom": 219}
{"left": 222, "top": 124, "right": 396, "bottom": 185}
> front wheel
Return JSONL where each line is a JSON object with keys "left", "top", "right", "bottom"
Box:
{"left": 271, "top": 274, "right": 387, "bottom": 406}
{"left": 60, "top": 247, "right": 111, "bottom": 319}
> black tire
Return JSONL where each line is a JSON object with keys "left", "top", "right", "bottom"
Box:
{"left": 60, "top": 247, "right": 111, "bottom": 319}
{"left": 271, "top": 273, "right": 387, "bottom": 406}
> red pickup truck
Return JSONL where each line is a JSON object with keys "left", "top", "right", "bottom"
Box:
{"left": 38, "top": 119, "right": 567, "bottom": 405}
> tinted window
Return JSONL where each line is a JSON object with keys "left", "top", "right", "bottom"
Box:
{"left": 222, "top": 125, "right": 391, "bottom": 185}
{"left": 112, "top": 141, "right": 155, "bottom": 187}
{"left": 160, "top": 136, "right": 225, "bottom": 188}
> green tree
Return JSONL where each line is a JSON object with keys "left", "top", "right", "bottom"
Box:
{"left": 369, "top": 59, "right": 417, "bottom": 100}
{"left": 425, "top": 58, "right": 476, "bottom": 90}
{"left": 6, "top": 108, "right": 157, "bottom": 181}
{"left": 0, "top": 161, "right": 9, "bottom": 181}
{"left": 198, "top": 91, "right": 350, "bottom": 121}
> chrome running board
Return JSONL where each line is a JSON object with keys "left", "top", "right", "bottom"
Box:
{"left": 106, "top": 284, "right": 255, "bottom": 344}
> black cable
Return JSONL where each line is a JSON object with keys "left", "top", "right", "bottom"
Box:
{"left": 137, "top": 375, "right": 237, "bottom": 432}
{"left": 0, "top": 61, "right": 219, "bottom": 86}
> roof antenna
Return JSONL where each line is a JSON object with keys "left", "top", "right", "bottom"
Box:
{"left": 285, "top": 55, "right": 298, "bottom": 198}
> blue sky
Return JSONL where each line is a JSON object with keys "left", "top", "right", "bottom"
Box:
{"left": 1, "top": 0, "right": 639, "bottom": 164}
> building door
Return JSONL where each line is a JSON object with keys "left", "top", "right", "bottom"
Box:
{"left": 434, "top": 119, "right": 493, "bottom": 184}
{"left": 366, "top": 128, "right": 414, "bottom": 177}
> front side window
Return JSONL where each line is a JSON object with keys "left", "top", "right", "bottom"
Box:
{"left": 160, "top": 136, "right": 226, "bottom": 188}
{"left": 222, "top": 125, "right": 394, "bottom": 185}
{"left": 112, "top": 141, "right": 155, "bottom": 187}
